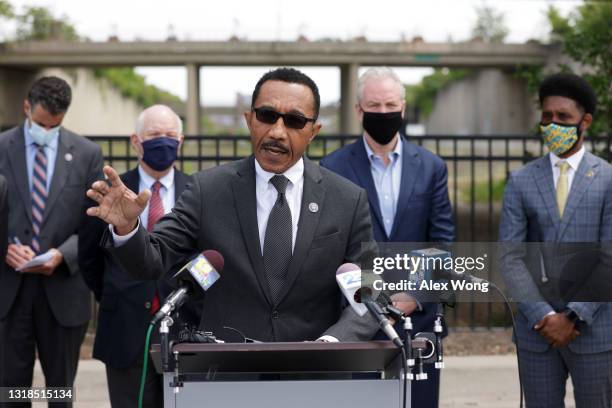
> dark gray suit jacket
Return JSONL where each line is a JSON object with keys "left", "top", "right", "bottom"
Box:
{"left": 0, "top": 125, "right": 104, "bottom": 327}
{"left": 0, "top": 175, "right": 7, "bottom": 279}
{"left": 103, "top": 156, "right": 379, "bottom": 342}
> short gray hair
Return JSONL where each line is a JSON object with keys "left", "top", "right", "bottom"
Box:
{"left": 357, "top": 67, "right": 406, "bottom": 104}
{"left": 135, "top": 104, "right": 183, "bottom": 136}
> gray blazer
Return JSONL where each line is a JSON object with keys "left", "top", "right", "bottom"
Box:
{"left": 499, "top": 151, "right": 612, "bottom": 353}
{"left": 103, "top": 156, "right": 379, "bottom": 342}
{"left": 0, "top": 175, "right": 7, "bottom": 278}
{"left": 0, "top": 125, "right": 104, "bottom": 327}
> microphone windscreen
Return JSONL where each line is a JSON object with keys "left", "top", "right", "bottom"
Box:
{"left": 353, "top": 287, "right": 373, "bottom": 304}
{"left": 336, "top": 263, "right": 360, "bottom": 276}
{"left": 202, "top": 249, "right": 224, "bottom": 272}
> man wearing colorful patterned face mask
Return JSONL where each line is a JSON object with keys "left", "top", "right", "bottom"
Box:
{"left": 539, "top": 74, "right": 595, "bottom": 158}
{"left": 500, "top": 73, "right": 612, "bottom": 407}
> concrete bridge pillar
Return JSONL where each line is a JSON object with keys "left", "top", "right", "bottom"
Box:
{"left": 186, "top": 63, "right": 201, "bottom": 135}
{"left": 340, "top": 63, "right": 360, "bottom": 135}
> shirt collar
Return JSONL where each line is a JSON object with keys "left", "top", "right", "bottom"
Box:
{"left": 549, "top": 145, "right": 585, "bottom": 172}
{"left": 254, "top": 157, "right": 304, "bottom": 188}
{"left": 23, "top": 119, "right": 59, "bottom": 151}
{"left": 363, "top": 134, "right": 402, "bottom": 164}
{"left": 138, "top": 164, "right": 175, "bottom": 191}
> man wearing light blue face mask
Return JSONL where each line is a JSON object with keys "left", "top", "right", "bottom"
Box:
{"left": 0, "top": 76, "right": 104, "bottom": 407}
{"left": 500, "top": 73, "right": 612, "bottom": 407}
{"left": 78, "top": 104, "right": 194, "bottom": 408}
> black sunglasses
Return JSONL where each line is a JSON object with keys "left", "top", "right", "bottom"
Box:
{"left": 252, "top": 107, "right": 315, "bottom": 130}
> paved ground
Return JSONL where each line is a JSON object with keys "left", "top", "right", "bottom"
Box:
{"left": 31, "top": 354, "right": 576, "bottom": 407}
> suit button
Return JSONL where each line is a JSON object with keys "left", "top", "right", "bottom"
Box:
{"left": 144, "top": 301, "right": 151, "bottom": 309}
{"left": 271, "top": 311, "right": 280, "bottom": 319}
{"left": 24, "top": 229, "right": 30, "bottom": 235}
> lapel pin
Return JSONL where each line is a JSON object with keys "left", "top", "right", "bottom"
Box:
{"left": 64, "top": 153, "right": 73, "bottom": 162}
{"left": 308, "top": 202, "right": 319, "bottom": 213}
{"left": 586, "top": 170, "right": 594, "bottom": 178}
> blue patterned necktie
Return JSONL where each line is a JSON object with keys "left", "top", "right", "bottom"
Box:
{"left": 263, "top": 175, "right": 292, "bottom": 302}
{"left": 31, "top": 144, "right": 47, "bottom": 253}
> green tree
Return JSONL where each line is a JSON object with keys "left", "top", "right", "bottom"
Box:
{"left": 93, "top": 68, "right": 182, "bottom": 108}
{"left": 16, "top": 6, "right": 79, "bottom": 41}
{"left": 472, "top": 5, "right": 509, "bottom": 43}
{"left": 548, "top": 2, "right": 612, "bottom": 135}
{"left": 405, "top": 69, "right": 469, "bottom": 118}
{"left": 2, "top": 2, "right": 185, "bottom": 110}
{"left": 0, "top": 0, "right": 13, "bottom": 18}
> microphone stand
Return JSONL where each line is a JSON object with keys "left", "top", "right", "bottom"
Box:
{"left": 160, "top": 316, "right": 174, "bottom": 373}
{"left": 434, "top": 303, "right": 445, "bottom": 369}
{"left": 403, "top": 316, "right": 415, "bottom": 380}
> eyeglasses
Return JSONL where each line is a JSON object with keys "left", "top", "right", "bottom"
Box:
{"left": 252, "top": 107, "right": 315, "bottom": 130}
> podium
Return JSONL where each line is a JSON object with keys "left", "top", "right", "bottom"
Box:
{"left": 151, "top": 341, "right": 408, "bottom": 408}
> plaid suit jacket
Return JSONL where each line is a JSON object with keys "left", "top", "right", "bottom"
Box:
{"left": 499, "top": 151, "right": 612, "bottom": 353}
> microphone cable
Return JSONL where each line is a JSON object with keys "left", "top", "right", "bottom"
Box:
{"left": 400, "top": 347, "right": 409, "bottom": 408}
{"left": 138, "top": 322, "right": 155, "bottom": 408}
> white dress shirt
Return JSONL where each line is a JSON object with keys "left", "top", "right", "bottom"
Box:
{"left": 549, "top": 146, "right": 585, "bottom": 191}
{"left": 363, "top": 134, "right": 403, "bottom": 237}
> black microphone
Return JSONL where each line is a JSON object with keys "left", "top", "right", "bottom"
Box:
{"left": 151, "top": 250, "right": 224, "bottom": 325}
{"left": 335, "top": 263, "right": 403, "bottom": 347}
{"left": 410, "top": 248, "right": 488, "bottom": 285}
{"left": 356, "top": 287, "right": 404, "bottom": 348}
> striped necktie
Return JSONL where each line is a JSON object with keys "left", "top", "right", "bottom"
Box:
{"left": 147, "top": 181, "right": 164, "bottom": 230}
{"left": 147, "top": 181, "right": 163, "bottom": 315}
{"left": 31, "top": 144, "right": 47, "bottom": 253}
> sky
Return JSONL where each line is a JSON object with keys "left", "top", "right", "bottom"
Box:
{"left": 5, "top": 0, "right": 582, "bottom": 105}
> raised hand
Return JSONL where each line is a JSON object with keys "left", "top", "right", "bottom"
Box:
{"left": 86, "top": 165, "right": 151, "bottom": 235}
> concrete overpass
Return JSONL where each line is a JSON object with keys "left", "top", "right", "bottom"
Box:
{"left": 0, "top": 40, "right": 552, "bottom": 134}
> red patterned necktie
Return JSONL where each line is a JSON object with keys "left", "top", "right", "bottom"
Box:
{"left": 147, "top": 181, "right": 163, "bottom": 314}
{"left": 31, "top": 144, "right": 47, "bottom": 254}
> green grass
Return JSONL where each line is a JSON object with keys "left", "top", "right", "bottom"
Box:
{"left": 460, "top": 178, "right": 507, "bottom": 204}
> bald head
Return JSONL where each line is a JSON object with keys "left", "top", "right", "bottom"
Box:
{"left": 135, "top": 104, "right": 183, "bottom": 137}
{"left": 131, "top": 104, "right": 184, "bottom": 176}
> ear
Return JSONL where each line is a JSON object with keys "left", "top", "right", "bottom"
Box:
{"left": 130, "top": 133, "right": 142, "bottom": 156}
{"left": 355, "top": 103, "right": 364, "bottom": 123}
{"left": 23, "top": 100, "right": 30, "bottom": 117}
{"left": 309, "top": 122, "right": 322, "bottom": 143}
{"left": 581, "top": 113, "right": 593, "bottom": 134}
{"left": 244, "top": 110, "right": 253, "bottom": 133}
{"left": 400, "top": 100, "right": 406, "bottom": 120}
{"left": 177, "top": 133, "right": 185, "bottom": 150}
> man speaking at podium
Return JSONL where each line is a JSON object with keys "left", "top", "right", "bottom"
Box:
{"left": 87, "top": 68, "right": 379, "bottom": 343}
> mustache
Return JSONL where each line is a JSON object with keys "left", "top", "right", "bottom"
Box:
{"left": 261, "top": 140, "right": 289, "bottom": 153}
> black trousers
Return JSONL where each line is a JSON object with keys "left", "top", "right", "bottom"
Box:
{"left": 0, "top": 275, "right": 87, "bottom": 408}
{"left": 105, "top": 352, "right": 163, "bottom": 408}
{"left": 411, "top": 362, "right": 440, "bottom": 408}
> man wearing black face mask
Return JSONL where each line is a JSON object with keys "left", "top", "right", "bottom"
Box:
{"left": 321, "top": 67, "right": 454, "bottom": 408}
{"left": 79, "top": 105, "right": 194, "bottom": 408}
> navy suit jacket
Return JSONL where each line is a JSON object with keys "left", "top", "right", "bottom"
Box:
{"left": 321, "top": 136, "right": 455, "bottom": 334}
{"left": 79, "top": 167, "right": 195, "bottom": 369}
